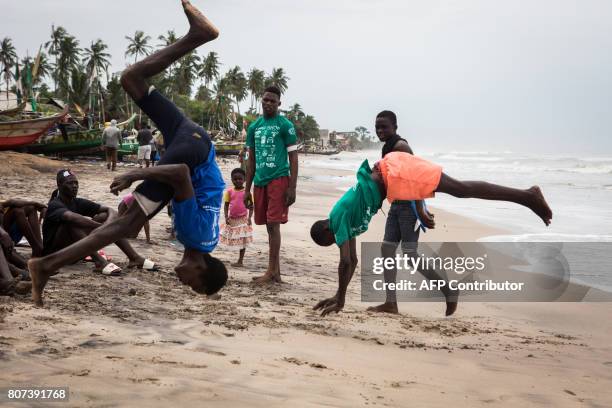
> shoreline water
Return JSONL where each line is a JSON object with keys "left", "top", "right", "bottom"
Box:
{"left": 0, "top": 152, "right": 611, "bottom": 407}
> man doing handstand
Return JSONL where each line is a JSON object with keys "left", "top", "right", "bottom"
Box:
{"left": 29, "top": 0, "right": 227, "bottom": 306}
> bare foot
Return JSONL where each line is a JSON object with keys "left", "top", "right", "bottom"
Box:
{"left": 445, "top": 288, "right": 459, "bottom": 316}
{"left": 528, "top": 186, "right": 553, "bottom": 226}
{"left": 182, "top": 0, "right": 219, "bottom": 42}
{"left": 252, "top": 273, "right": 281, "bottom": 285}
{"left": 28, "top": 258, "right": 50, "bottom": 307}
{"left": 367, "top": 302, "right": 399, "bottom": 314}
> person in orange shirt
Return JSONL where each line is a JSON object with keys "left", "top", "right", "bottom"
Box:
{"left": 310, "top": 151, "right": 553, "bottom": 316}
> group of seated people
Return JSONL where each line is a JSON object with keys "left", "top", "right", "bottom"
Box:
{"left": 0, "top": 168, "right": 156, "bottom": 296}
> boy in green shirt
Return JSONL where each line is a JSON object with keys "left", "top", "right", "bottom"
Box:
{"left": 310, "top": 152, "right": 552, "bottom": 316}
{"left": 244, "top": 85, "right": 298, "bottom": 284}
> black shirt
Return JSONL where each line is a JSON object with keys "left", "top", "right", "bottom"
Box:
{"left": 137, "top": 129, "right": 153, "bottom": 146}
{"left": 42, "top": 197, "right": 101, "bottom": 251}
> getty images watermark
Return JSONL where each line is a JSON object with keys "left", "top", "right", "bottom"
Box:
{"left": 361, "top": 242, "right": 612, "bottom": 302}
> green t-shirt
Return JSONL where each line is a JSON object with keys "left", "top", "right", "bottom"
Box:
{"left": 246, "top": 115, "right": 297, "bottom": 187}
{"left": 329, "top": 160, "right": 383, "bottom": 246}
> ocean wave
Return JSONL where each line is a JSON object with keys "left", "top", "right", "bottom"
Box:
{"left": 478, "top": 233, "right": 612, "bottom": 242}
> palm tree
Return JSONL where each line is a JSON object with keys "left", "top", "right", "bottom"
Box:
{"left": 208, "top": 76, "right": 231, "bottom": 130}
{"left": 173, "top": 51, "right": 201, "bottom": 96}
{"left": 33, "top": 52, "right": 52, "bottom": 85}
{"left": 124, "top": 31, "right": 152, "bottom": 64}
{"left": 56, "top": 35, "right": 81, "bottom": 100}
{"left": 287, "top": 103, "right": 304, "bottom": 121}
{"left": 44, "top": 25, "right": 67, "bottom": 91}
{"left": 199, "top": 51, "right": 220, "bottom": 89}
{"left": 247, "top": 68, "right": 265, "bottom": 111}
{"left": 265, "top": 67, "right": 289, "bottom": 94}
{"left": 225, "top": 66, "right": 247, "bottom": 114}
{"left": 83, "top": 39, "right": 111, "bottom": 82}
{"left": 158, "top": 30, "right": 178, "bottom": 47}
{"left": 0, "top": 37, "right": 18, "bottom": 101}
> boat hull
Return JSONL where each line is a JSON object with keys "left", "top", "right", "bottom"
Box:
{"left": 0, "top": 109, "right": 68, "bottom": 151}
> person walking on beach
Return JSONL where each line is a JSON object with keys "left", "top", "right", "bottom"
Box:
{"left": 243, "top": 85, "right": 298, "bottom": 284}
{"left": 220, "top": 168, "right": 253, "bottom": 267}
{"left": 102, "top": 119, "right": 121, "bottom": 171}
{"left": 367, "top": 110, "right": 458, "bottom": 316}
{"left": 28, "top": 0, "right": 227, "bottom": 307}
{"left": 137, "top": 124, "right": 153, "bottom": 168}
{"left": 310, "top": 151, "right": 552, "bottom": 316}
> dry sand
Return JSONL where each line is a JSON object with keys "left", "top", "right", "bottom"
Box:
{"left": 0, "top": 152, "right": 611, "bottom": 407}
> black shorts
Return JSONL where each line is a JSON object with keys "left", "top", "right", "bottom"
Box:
{"left": 133, "top": 89, "right": 212, "bottom": 219}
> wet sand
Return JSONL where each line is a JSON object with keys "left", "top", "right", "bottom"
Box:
{"left": 0, "top": 152, "right": 611, "bottom": 407}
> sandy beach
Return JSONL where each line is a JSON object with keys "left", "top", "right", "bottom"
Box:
{"left": 1, "top": 151, "right": 611, "bottom": 407}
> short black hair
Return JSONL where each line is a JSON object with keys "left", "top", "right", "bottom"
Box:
{"left": 231, "top": 168, "right": 246, "bottom": 177}
{"left": 310, "top": 219, "right": 335, "bottom": 247}
{"left": 196, "top": 254, "right": 228, "bottom": 295}
{"left": 264, "top": 85, "right": 281, "bottom": 98}
{"left": 376, "top": 110, "right": 397, "bottom": 126}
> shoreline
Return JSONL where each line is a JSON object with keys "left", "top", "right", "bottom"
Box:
{"left": 0, "top": 152, "right": 611, "bottom": 406}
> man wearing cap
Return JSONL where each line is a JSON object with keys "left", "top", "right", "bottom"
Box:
{"left": 41, "top": 169, "right": 151, "bottom": 276}
{"left": 102, "top": 119, "right": 121, "bottom": 171}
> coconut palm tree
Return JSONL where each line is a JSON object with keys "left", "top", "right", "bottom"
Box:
{"left": 124, "top": 31, "right": 152, "bottom": 64}
{"left": 33, "top": 52, "right": 52, "bottom": 85}
{"left": 0, "top": 37, "right": 18, "bottom": 102}
{"left": 56, "top": 35, "right": 81, "bottom": 100}
{"left": 83, "top": 39, "right": 111, "bottom": 82}
{"left": 173, "top": 51, "right": 201, "bottom": 96}
{"left": 224, "top": 66, "right": 247, "bottom": 114}
{"left": 44, "top": 25, "right": 67, "bottom": 91}
{"left": 247, "top": 68, "right": 265, "bottom": 111}
{"left": 158, "top": 30, "right": 178, "bottom": 47}
{"left": 265, "top": 67, "right": 289, "bottom": 94}
{"left": 199, "top": 51, "right": 220, "bottom": 89}
{"left": 208, "top": 76, "right": 232, "bottom": 131}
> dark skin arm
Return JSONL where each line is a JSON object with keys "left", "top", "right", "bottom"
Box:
{"left": 313, "top": 238, "right": 358, "bottom": 316}
{"left": 286, "top": 149, "right": 298, "bottom": 206}
{"left": 61, "top": 205, "right": 115, "bottom": 230}
{"left": 110, "top": 164, "right": 194, "bottom": 202}
{"left": 223, "top": 201, "right": 230, "bottom": 222}
{"left": 0, "top": 226, "right": 14, "bottom": 254}
{"left": 244, "top": 147, "right": 255, "bottom": 209}
{"left": 393, "top": 140, "right": 435, "bottom": 228}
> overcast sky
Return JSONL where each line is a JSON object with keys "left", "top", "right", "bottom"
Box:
{"left": 4, "top": 0, "right": 612, "bottom": 154}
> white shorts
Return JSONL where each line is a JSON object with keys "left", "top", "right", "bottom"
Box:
{"left": 137, "top": 145, "right": 152, "bottom": 160}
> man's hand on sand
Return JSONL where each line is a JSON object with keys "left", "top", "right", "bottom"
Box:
{"left": 110, "top": 173, "right": 134, "bottom": 195}
{"left": 285, "top": 186, "right": 296, "bottom": 207}
{"left": 313, "top": 296, "right": 344, "bottom": 316}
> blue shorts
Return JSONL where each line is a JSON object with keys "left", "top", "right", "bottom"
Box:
{"left": 172, "top": 196, "right": 220, "bottom": 253}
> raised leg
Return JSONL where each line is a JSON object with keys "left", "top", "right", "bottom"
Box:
{"left": 120, "top": 0, "right": 219, "bottom": 101}
{"left": 436, "top": 173, "right": 553, "bottom": 225}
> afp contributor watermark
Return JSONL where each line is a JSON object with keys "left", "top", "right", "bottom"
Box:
{"left": 361, "top": 242, "right": 612, "bottom": 302}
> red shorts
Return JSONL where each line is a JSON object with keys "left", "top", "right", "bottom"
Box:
{"left": 253, "top": 176, "right": 289, "bottom": 225}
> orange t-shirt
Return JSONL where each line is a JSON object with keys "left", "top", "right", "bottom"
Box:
{"left": 379, "top": 152, "right": 442, "bottom": 203}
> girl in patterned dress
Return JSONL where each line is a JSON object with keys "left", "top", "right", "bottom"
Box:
{"left": 220, "top": 168, "right": 253, "bottom": 266}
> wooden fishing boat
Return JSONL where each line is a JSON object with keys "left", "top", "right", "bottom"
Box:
{"left": 0, "top": 107, "right": 68, "bottom": 151}
{"left": 214, "top": 141, "right": 243, "bottom": 156}
{"left": 0, "top": 102, "right": 27, "bottom": 117}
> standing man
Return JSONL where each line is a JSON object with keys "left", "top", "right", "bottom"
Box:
{"left": 102, "top": 119, "right": 121, "bottom": 171}
{"left": 367, "top": 110, "right": 458, "bottom": 316}
{"left": 244, "top": 86, "right": 298, "bottom": 284}
{"left": 137, "top": 124, "right": 153, "bottom": 168}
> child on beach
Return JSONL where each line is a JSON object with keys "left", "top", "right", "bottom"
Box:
{"left": 118, "top": 193, "right": 152, "bottom": 244}
{"left": 220, "top": 168, "right": 253, "bottom": 267}
{"left": 310, "top": 151, "right": 553, "bottom": 316}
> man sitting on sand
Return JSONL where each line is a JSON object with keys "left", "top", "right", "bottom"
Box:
{"left": 42, "top": 169, "right": 154, "bottom": 276}
{"left": 0, "top": 226, "right": 31, "bottom": 296}
{"left": 310, "top": 151, "right": 553, "bottom": 316}
{"left": 0, "top": 198, "right": 46, "bottom": 257}
{"left": 29, "top": 0, "right": 227, "bottom": 307}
